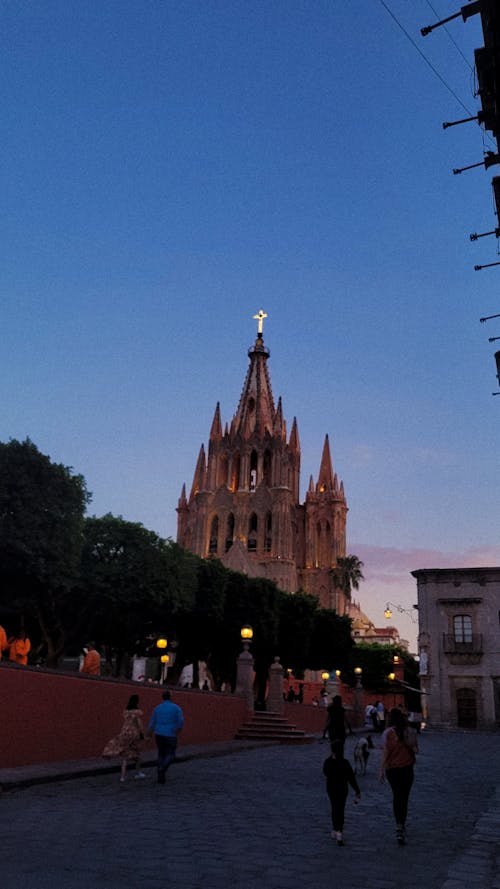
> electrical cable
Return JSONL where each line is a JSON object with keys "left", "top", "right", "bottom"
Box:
{"left": 424, "top": 0, "right": 474, "bottom": 71}
{"left": 379, "top": 0, "right": 477, "bottom": 118}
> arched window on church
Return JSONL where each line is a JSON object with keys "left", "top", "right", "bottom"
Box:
{"left": 231, "top": 453, "right": 241, "bottom": 492}
{"left": 208, "top": 515, "right": 219, "bottom": 554}
{"left": 265, "top": 512, "right": 272, "bottom": 553}
{"left": 217, "top": 455, "right": 229, "bottom": 488}
{"left": 248, "top": 513, "right": 258, "bottom": 551}
{"left": 225, "top": 513, "right": 234, "bottom": 552}
{"left": 249, "top": 450, "right": 258, "bottom": 491}
{"left": 315, "top": 521, "right": 322, "bottom": 568}
{"left": 263, "top": 449, "right": 272, "bottom": 487}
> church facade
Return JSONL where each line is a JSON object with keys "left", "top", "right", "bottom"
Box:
{"left": 177, "top": 316, "right": 350, "bottom": 614}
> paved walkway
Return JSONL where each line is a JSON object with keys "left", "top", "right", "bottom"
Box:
{"left": 2, "top": 730, "right": 500, "bottom": 889}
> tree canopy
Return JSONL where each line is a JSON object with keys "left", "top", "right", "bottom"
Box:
{"left": 0, "top": 439, "right": 89, "bottom": 664}
{"left": 0, "top": 438, "right": 359, "bottom": 682}
{"left": 331, "top": 554, "right": 364, "bottom": 600}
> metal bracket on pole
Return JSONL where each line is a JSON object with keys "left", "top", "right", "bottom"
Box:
{"left": 454, "top": 153, "right": 500, "bottom": 175}
{"left": 470, "top": 229, "right": 500, "bottom": 241}
{"left": 421, "top": 2, "right": 481, "bottom": 36}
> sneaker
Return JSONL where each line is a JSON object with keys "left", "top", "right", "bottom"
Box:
{"left": 119, "top": 777, "right": 125, "bottom": 783}
{"left": 396, "top": 828, "right": 406, "bottom": 846}
{"left": 134, "top": 772, "right": 146, "bottom": 780}
{"left": 157, "top": 770, "right": 166, "bottom": 785}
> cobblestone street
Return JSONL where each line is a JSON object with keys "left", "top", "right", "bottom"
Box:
{"left": 3, "top": 730, "right": 500, "bottom": 889}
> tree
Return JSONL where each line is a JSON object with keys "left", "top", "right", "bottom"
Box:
{"left": 331, "top": 554, "right": 364, "bottom": 600}
{"left": 277, "top": 592, "right": 319, "bottom": 676}
{"left": 308, "top": 608, "right": 354, "bottom": 672}
{"left": 78, "top": 515, "right": 198, "bottom": 672}
{"left": 0, "top": 438, "right": 89, "bottom": 665}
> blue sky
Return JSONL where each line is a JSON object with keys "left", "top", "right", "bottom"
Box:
{"left": 2, "top": 1, "right": 500, "bottom": 649}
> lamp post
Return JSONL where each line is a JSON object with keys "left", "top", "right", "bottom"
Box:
{"left": 320, "top": 670, "right": 330, "bottom": 704}
{"left": 235, "top": 625, "right": 255, "bottom": 713}
{"left": 333, "top": 668, "right": 341, "bottom": 695}
{"left": 352, "top": 666, "right": 363, "bottom": 727}
{"left": 388, "top": 672, "right": 398, "bottom": 707}
{"left": 156, "top": 637, "right": 168, "bottom": 684}
{"left": 160, "top": 653, "right": 170, "bottom": 684}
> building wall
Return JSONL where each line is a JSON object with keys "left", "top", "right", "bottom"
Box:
{"left": 412, "top": 567, "right": 500, "bottom": 730}
{"left": 0, "top": 663, "right": 248, "bottom": 768}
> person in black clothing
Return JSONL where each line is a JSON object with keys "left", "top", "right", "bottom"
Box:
{"left": 323, "top": 739, "right": 361, "bottom": 845}
{"left": 322, "top": 695, "right": 352, "bottom": 746}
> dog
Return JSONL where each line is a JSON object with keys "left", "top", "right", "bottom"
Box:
{"left": 353, "top": 735, "right": 374, "bottom": 775}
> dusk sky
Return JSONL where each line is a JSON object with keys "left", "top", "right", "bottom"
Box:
{"left": 3, "top": 1, "right": 500, "bottom": 650}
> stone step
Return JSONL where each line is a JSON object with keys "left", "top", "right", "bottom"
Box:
{"left": 235, "top": 729, "right": 313, "bottom": 744}
{"left": 236, "top": 724, "right": 303, "bottom": 736}
{"left": 235, "top": 710, "right": 314, "bottom": 744}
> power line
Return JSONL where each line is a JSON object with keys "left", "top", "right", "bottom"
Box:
{"left": 425, "top": 0, "right": 474, "bottom": 72}
{"left": 378, "top": 0, "right": 477, "bottom": 118}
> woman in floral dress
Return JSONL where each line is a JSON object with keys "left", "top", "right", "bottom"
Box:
{"left": 103, "top": 694, "right": 145, "bottom": 782}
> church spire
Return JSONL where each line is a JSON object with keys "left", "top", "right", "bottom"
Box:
{"left": 178, "top": 483, "right": 188, "bottom": 508}
{"left": 232, "top": 312, "right": 275, "bottom": 440}
{"left": 209, "top": 402, "right": 222, "bottom": 441}
{"left": 189, "top": 444, "right": 206, "bottom": 501}
{"left": 316, "top": 434, "right": 334, "bottom": 493}
{"left": 273, "top": 396, "right": 285, "bottom": 439}
{"left": 289, "top": 417, "right": 300, "bottom": 453}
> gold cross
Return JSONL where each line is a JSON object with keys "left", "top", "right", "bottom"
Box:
{"left": 253, "top": 309, "right": 268, "bottom": 335}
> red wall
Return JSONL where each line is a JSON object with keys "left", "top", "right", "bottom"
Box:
{"left": 1, "top": 663, "right": 248, "bottom": 768}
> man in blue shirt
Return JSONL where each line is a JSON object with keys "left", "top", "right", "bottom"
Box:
{"left": 148, "top": 690, "right": 184, "bottom": 784}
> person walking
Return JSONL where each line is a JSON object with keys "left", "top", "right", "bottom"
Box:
{"left": 379, "top": 708, "right": 419, "bottom": 845}
{"left": 376, "top": 700, "right": 386, "bottom": 731}
{"left": 8, "top": 630, "right": 30, "bottom": 665}
{"left": 80, "top": 642, "right": 101, "bottom": 675}
{"left": 103, "top": 694, "right": 146, "bottom": 783}
{"left": 323, "top": 739, "right": 361, "bottom": 846}
{"left": 323, "top": 695, "right": 352, "bottom": 746}
{"left": 148, "top": 690, "right": 184, "bottom": 784}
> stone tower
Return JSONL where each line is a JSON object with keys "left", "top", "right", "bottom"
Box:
{"left": 177, "top": 315, "right": 349, "bottom": 613}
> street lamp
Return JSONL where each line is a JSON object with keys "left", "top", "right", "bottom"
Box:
{"left": 156, "top": 637, "right": 168, "bottom": 650}
{"left": 387, "top": 671, "right": 398, "bottom": 706}
{"left": 160, "top": 653, "right": 170, "bottom": 684}
{"left": 241, "top": 625, "right": 253, "bottom": 648}
{"left": 384, "top": 603, "right": 418, "bottom": 623}
{"left": 354, "top": 666, "right": 362, "bottom": 687}
{"left": 235, "top": 626, "right": 255, "bottom": 711}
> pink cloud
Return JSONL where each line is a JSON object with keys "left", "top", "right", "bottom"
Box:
{"left": 350, "top": 543, "right": 500, "bottom": 578}
{"left": 346, "top": 542, "right": 500, "bottom": 651}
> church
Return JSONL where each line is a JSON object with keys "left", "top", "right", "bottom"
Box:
{"left": 177, "top": 311, "right": 351, "bottom": 615}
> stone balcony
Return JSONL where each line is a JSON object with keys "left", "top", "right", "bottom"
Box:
{"left": 442, "top": 634, "right": 483, "bottom": 665}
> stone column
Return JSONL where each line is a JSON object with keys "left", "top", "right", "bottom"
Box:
{"left": 267, "top": 656, "right": 285, "bottom": 715}
{"left": 235, "top": 643, "right": 254, "bottom": 713}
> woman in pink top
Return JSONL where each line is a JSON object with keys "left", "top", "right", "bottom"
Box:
{"left": 380, "top": 708, "right": 419, "bottom": 845}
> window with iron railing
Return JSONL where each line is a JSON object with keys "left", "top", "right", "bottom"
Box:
{"left": 443, "top": 633, "right": 483, "bottom": 653}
